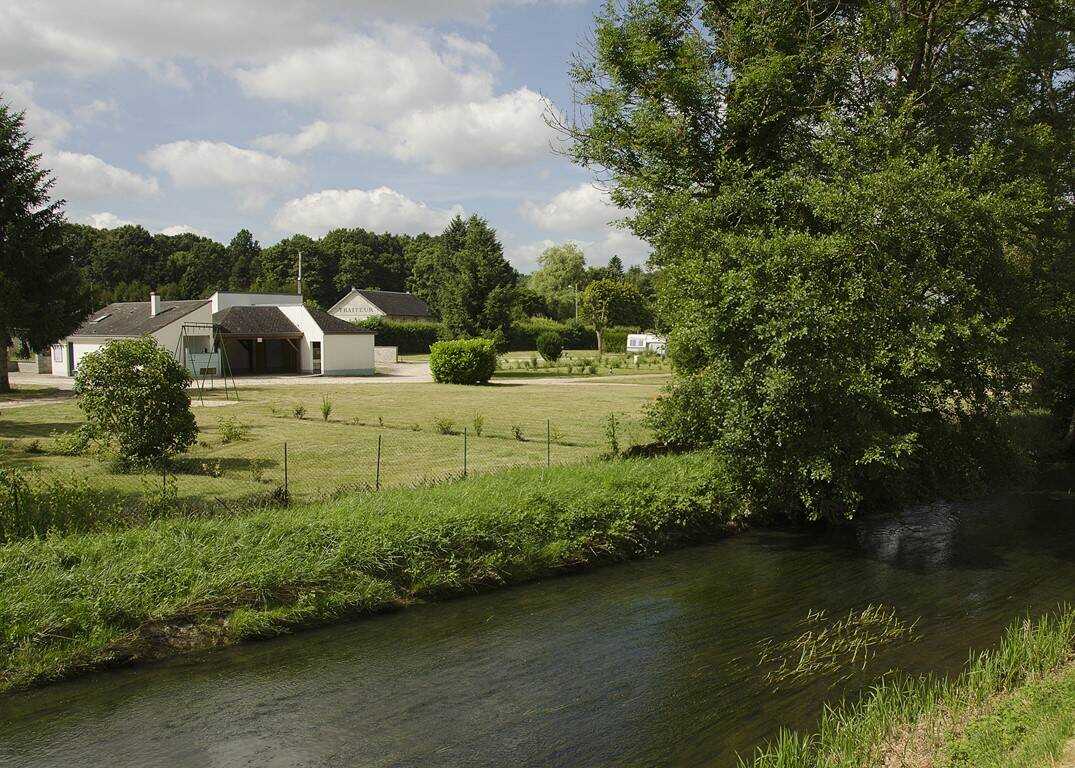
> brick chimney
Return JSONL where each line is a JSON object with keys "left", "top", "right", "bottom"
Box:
{"left": 150, "top": 291, "right": 161, "bottom": 317}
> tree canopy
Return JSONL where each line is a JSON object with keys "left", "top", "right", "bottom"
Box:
{"left": 567, "top": 0, "right": 1075, "bottom": 519}
{"left": 0, "top": 98, "right": 88, "bottom": 391}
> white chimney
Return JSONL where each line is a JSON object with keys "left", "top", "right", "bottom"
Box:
{"left": 150, "top": 291, "right": 161, "bottom": 317}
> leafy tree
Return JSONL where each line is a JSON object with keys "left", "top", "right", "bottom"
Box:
{"left": 407, "top": 239, "right": 454, "bottom": 318}
{"left": 527, "top": 243, "right": 587, "bottom": 321}
{"left": 579, "top": 279, "right": 646, "bottom": 352}
{"left": 227, "top": 229, "right": 261, "bottom": 290}
{"left": 74, "top": 337, "right": 198, "bottom": 465}
{"left": 0, "top": 98, "right": 89, "bottom": 392}
{"left": 566, "top": 0, "right": 1075, "bottom": 518}
{"left": 536, "top": 331, "right": 564, "bottom": 362}
{"left": 439, "top": 216, "right": 518, "bottom": 341}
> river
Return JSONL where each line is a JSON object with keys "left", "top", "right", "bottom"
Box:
{"left": 2, "top": 470, "right": 1074, "bottom": 767}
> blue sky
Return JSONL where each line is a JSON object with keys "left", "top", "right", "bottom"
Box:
{"left": 1, "top": 0, "right": 645, "bottom": 271}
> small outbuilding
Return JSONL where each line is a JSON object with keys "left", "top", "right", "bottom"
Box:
{"left": 328, "top": 288, "right": 432, "bottom": 323}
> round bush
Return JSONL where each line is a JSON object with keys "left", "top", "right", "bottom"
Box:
{"left": 536, "top": 331, "right": 564, "bottom": 362}
{"left": 429, "top": 338, "right": 497, "bottom": 385}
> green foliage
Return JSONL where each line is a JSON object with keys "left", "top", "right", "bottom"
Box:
{"left": 217, "top": 417, "right": 250, "bottom": 444}
{"left": 580, "top": 279, "right": 648, "bottom": 351}
{"left": 570, "top": 0, "right": 1075, "bottom": 519}
{"left": 604, "top": 413, "right": 620, "bottom": 457}
{"left": 0, "top": 453, "right": 735, "bottom": 690}
{"left": 429, "top": 338, "right": 497, "bottom": 385}
{"left": 436, "top": 216, "right": 519, "bottom": 340}
{"left": 293, "top": 404, "right": 306, "bottom": 420}
{"left": 0, "top": 468, "right": 122, "bottom": 543}
{"left": 354, "top": 317, "right": 442, "bottom": 354}
{"left": 433, "top": 416, "right": 457, "bottom": 435}
{"left": 320, "top": 397, "right": 333, "bottom": 422}
{"left": 74, "top": 338, "right": 197, "bottom": 466}
{"left": 0, "top": 98, "right": 90, "bottom": 391}
{"left": 536, "top": 331, "right": 564, "bottom": 362}
{"left": 511, "top": 424, "right": 525, "bottom": 441}
{"left": 472, "top": 413, "right": 485, "bottom": 437}
{"left": 50, "top": 426, "right": 92, "bottom": 456}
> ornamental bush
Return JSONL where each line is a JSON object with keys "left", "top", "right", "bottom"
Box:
{"left": 74, "top": 337, "right": 197, "bottom": 466}
{"left": 536, "top": 331, "right": 564, "bottom": 362}
{"left": 429, "top": 338, "right": 497, "bottom": 385}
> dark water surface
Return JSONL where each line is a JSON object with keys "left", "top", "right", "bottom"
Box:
{"left": 3, "top": 472, "right": 1075, "bottom": 767}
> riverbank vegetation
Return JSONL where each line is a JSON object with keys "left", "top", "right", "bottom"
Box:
{"left": 566, "top": 0, "right": 1075, "bottom": 521}
{"left": 0, "top": 452, "right": 737, "bottom": 692}
{"left": 742, "top": 608, "right": 1075, "bottom": 767}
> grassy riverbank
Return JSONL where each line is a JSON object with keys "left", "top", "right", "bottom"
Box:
{"left": 0, "top": 452, "right": 737, "bottom": 693}
{"left": 743, "top": 609, "right": 1075, "bottom": 768}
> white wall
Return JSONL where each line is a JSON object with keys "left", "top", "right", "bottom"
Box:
{"left": 324, "top": 334, "right": 375, "bottom": 375}
{"left": 210, "top": 292, "right": 303, "bottom": 313}
{"left": 277, "top": 305, "right": 325, "bottom": 373}
{"left": 330, "top": 293, "right": 384, "bottom": 322}
{"left": 152, "top": 302, "right": 214, "bottom": 361}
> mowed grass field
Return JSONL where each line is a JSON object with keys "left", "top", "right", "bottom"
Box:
{"left": 0, "top": 376, "right": 668, "bottom": 504}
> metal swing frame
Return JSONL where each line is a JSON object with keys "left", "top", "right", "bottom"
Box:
{"left": 174, "top": 322, "right": 239, "bottom": 404}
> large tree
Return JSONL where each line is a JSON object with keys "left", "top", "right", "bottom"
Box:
{"left": 566, "top": 0, "right": 1075, "bottom": 519}
{"left": 439, "top": 216, "right": 518, "bottom": 341}
{"left": 0, "top": 99, "right": 88, "bottom": 392}
{"left": 527, "top": 243, "right": 587, "bottom": 320}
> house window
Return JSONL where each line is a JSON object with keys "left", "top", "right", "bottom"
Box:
{"left": 52, "top": 345, "right": 63, "bottom": 363}
{"left": 312, "top": 341, "right": 322, "bottom": 373}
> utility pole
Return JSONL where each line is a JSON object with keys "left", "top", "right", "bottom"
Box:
{"left": 297, "top": 250, "right": 303, "bottom": 296}
{"left": 574, "top": 283, "right": 579, "bottom": 321}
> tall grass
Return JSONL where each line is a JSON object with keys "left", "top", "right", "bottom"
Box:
{"left": 740, "top": 608, "right": 1075, "bottom": 767}
{"left": 0, "top": 452, "right": 737, "bottom": 692}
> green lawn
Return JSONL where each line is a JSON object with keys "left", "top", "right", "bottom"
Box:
{"left": 0, "top": 377, "right": 664, "bottom": 504}
{"left": 0, "top": 385, "right": 69, "bottom": 403}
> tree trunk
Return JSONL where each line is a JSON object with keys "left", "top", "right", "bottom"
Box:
{"left": 596, "top": 328, "right": 604, "bottom": 355}
{"left": 1063, "top": 405, "right": 1075, "bottom": 455}
{"left": 0, "top": 337, "right": 9, "bottom": 393}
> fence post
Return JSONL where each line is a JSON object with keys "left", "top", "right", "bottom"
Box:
{"left": 376, "top": 434, "right": 382, "bottom": 492}
{"left": 283, "top": 441, "right": 289, "bottom": 499}
{"left": 463, "top": 427, "right": 468, "bottom": 478}
{"left": 546, "top": 419, "right": 551, "bottom": 469}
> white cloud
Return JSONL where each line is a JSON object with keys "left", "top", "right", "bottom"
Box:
{"left": 159, "top": 224, "right": 209, "bottom": 237}
{"left": 507, "top": 231, "right": 650, "bottom": 272}
{"left": 521, "top": 183, "right": 622, "bottom": 233}
{"left": 73, "top": 97, "right": 117, "bottom": 122}
{"left": 143, "top": 140, "right": 301, "bottom": 189}
{"left": 273, "top": 187, "right": 462, "bottom": 236}
{"left": 236, "top": 28, "right": 495, "bottom": 117}
{"left": 390, "top": 87, "right": 555, "bottom": 173}
{"left": 47, "top": 150, "right": 159, "bottom": 201}
{"left": 79, "top": 211, "right": 134, "bottom": 229}
{"left": 0, "top": 79, "right": 71, "bottom": 143}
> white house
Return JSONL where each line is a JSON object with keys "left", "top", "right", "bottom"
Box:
{"left": 51, "top": 291, "right": 375, "bottom": 377}
{"left": 328, "top": 288, "right": 432, "bottom": 323}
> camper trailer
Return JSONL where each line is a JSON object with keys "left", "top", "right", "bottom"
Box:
{"left": 626, "top": 333, "right": 667, "bottom": 356}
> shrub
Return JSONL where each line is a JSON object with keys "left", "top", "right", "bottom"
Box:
{"left": 354, "top": 317, "right": 443, "bottom": 354}
{"left": 605, "top": 413, "right": 620, "bottom": 457}
{"left": 74, "top": 337, "right": 197, "bottom": 466}
{"left": 512, "top": 424, "right": 525, "bottom": 441}
{"left": 536, "top": 331, "right": 564, "bottom": 362}
{"left": 217, "top": 417, "right": 250, "bottom": 444}
{"left": 434, "top": 417, "right": 457, "bottom": 435}
{"left": 320, "top": 397, "right": 333, "bottom": 422}
{"left": 429, "top": 338, "right": 497, "bottom": 385}
{"left": 472, "top": 413, "right": 485, "bottom": 437}
{"left": 293, "top": 404, "right": 306, "bottom": 420}
{"left": 49, "top": 428, "right": 91, "bottom": 456}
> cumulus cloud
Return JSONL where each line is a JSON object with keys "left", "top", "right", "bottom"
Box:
{"left": 0, "top": 1, "right": 585, "bottom": 76}
{"left": 0, "top": 79, "right": 71, "bottom": 143}
{"left": 520, "top": 183, "right": 623, "bottom": 233}
{"left": 143, "top": 140, "right": 301, "bottom": 189}
{"left": 47, "top": 151, "right": 159, "bottom": 201}
{"left": 158, "top": 224, "right": 210, "bottom": 237}
{"left": 390, "top": 87, "right": 555, "bottom": 173}
{"left": 79, "top": 212, "right": 135, "bottom": 229}
{"left": 273, "top": 187, "right": 462, "bottom": 236}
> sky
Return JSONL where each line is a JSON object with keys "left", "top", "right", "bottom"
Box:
{"left": 0, "top": 0, "right": 646, "bottom": 272}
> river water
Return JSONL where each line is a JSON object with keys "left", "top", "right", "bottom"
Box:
{"left": 2, "top": 471, "right": 1074, "bottom": 767}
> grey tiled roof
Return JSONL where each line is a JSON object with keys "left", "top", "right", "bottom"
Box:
{"left": 328, "top": 288, "right": 431, "bottom": 318}
{"left": 213, "top": 306, "right": 302, "bottom": 337}
{"left": 305, "top": 307, "right": 376, "bottom": 335}
{"left": 71, "top": 300, "right": 208, "bottom": 337}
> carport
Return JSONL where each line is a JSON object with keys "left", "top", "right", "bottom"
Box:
{"left": 214, "top": 306, "right": 303, "bottom": 375}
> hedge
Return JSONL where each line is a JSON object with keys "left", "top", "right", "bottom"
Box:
{"left": 354, "top": 317, "right": 442, "bottom": 354}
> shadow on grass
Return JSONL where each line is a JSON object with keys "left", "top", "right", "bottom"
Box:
{"left": 0, "top": 421, "right": 81, "bottom": 438}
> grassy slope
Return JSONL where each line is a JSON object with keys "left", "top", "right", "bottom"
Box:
{"left": 742, "top": 610, "right": 1075, "bottom": 768}
{"left": 0, "top": 452, "right": 735, "bottom": 693}
{"left": 0, "top": 378, "right": 662, "bottom": 502}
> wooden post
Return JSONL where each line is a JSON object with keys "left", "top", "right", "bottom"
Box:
{"left": 376, "top": 434, "right": 382, "bottom": 491}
